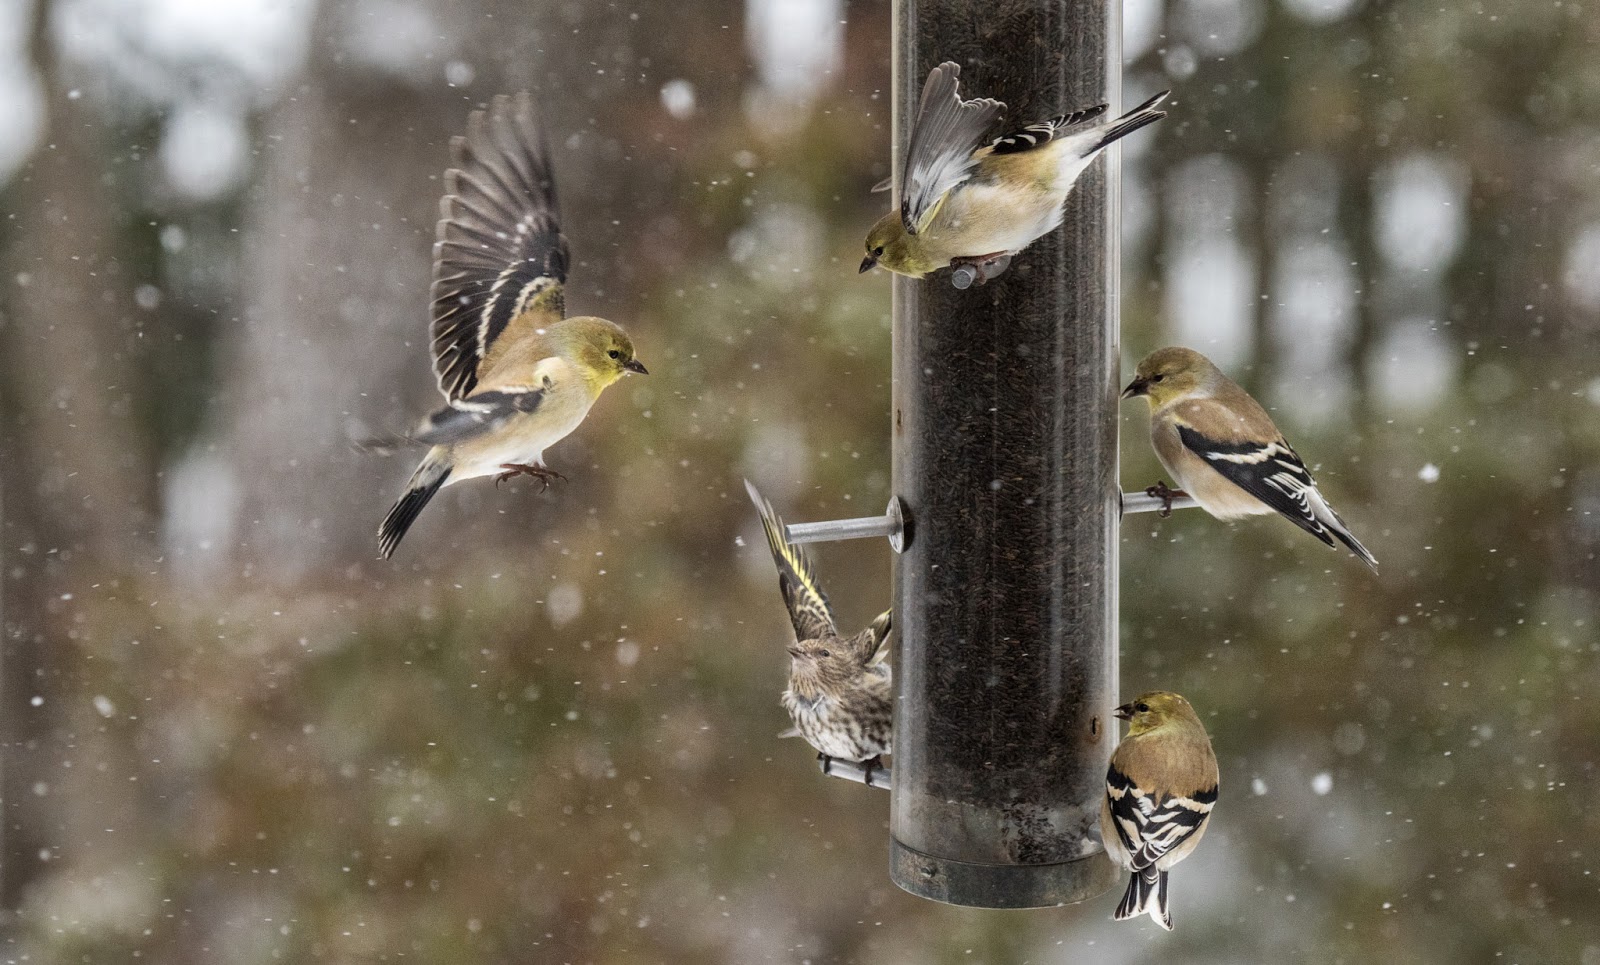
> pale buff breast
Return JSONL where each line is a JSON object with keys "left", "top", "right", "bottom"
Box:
{"left": 918, "top": 180, "right": 1068, "bottom": 263}
{"left": 444, "top": 378, "right": 598, "bottom": 483}
{"left": 914, "top": 139, "right": 1107, "bottom": 263}
{"left": 1150, "top": 418, "right": 1275, "bottom": 519}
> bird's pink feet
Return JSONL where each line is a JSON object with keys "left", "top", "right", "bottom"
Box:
{"left": 950, "top": 252, "right": 1013, "bottom": 289}
{"left": 1145, "top": 480, "right": 1190, "bottom": 518}
{"left": 495, "top": 463, "right": 567, "bottom": 491}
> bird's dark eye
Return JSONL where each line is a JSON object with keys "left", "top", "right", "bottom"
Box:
{"left": 1151, "top": 375, "right": 1165, "bottom": 383}
{"left": 873, "top": 246, "right": 884, "bottom": 256}
{"left": 819, "top": 649, "right": 831, "bottom": 658}
{"left": 1135, "top": 702, "right": 1150, "bottom": 713}
{"left": 607, "top": 349, "right": 620, "bottom": 359}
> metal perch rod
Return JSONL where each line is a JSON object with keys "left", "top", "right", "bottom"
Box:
{"left": 819, "top": 756, "right": 892, "bottom": 790}
{"left": 1120, "top": 490, "right": 1200, "bottom": 516}
{"left": 782, "top": 497, "right": 907, "bottom": 552}
{"left": 785, "top": 516, "right": 894, "bottom": 543}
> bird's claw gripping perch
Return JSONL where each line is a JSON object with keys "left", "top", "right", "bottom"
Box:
{"left": 495, "top": 463, "right": 568, "bottom": 491}
{"left": 818, "top": 753, "right": 891, "bottom": 789}
{"left": 1145, "top": 480, "right": 1190, "bottom": 518}
{"left": 949, "top": 253, "right": 1012, "bottom": 290}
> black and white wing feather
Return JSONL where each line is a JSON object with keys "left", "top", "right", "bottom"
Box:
{"left": 744, "top": 480, "right": 838, "bottom": 642}
{"left": 1177, "top": 428, "right": 1330, "bottom": 544}
{"left": 412, "top": 386, "right": 548, "bottom": 447}
{"left": 431, "top": 92, "right": 569, "bottom": 402}
{"left": 1104, "top": 764, "right": 1217, "bottom": 874}
{"left": 900, "top": 62, "right": 1005, "bottom": 235}
{"left": 988, "top": 103, "right": 1108, "bottom": 155}
{"left": 1176, "top": 425, "right": 1378, "bottom": 568}
{"left": 991, "top": 90, "right": 1170, "bottom": 158}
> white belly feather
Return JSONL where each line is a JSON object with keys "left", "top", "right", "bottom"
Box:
{"left": 445, "top": 384, "right": 596, "bottom": 483}
{"left": 924, "top": 182, "right": 1067, "bottom": 258}
{"left": 917, "top": 136, "right": 1108, "bottom": 262}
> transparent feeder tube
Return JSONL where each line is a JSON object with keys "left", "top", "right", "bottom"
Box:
{"left": 888, "top": 0, "right": 1123, "bottom": 908}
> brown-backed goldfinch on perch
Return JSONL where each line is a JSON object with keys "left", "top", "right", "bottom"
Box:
{"left": 1122, "top": 346, "right": 1378, "bottom": 570}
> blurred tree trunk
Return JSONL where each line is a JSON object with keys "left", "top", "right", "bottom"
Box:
{"left": 1340, "top": 154, "right": 1378, "bottom": 425}
{"left": 1240, "top": 0, "right": 1290, "bottom": 396}
{"left": 0, "top": 0, "right": 154, "bottom": 911}
{"left": 216, "top": 0, "right": 750, "bottom": 580}
{"left": 1338, "top": 12, "right": 1381, "bottom": 424}
{"left": 1239, "top": 153, "right": 1272, "bottom": 399}
{"left": 217, "top": 25, "right": 466, "bottom": 578}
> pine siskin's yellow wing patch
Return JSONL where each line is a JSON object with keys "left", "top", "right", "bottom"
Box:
{"left": 744, "top": 480, "right": 837, "bottom": 641}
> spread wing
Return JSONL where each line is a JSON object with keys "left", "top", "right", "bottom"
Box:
{"left": 1175, "top": 425, "right": 1337, "bottom": 548}
{"left": 847, "top": 609, "right": 892, "bottom": 667}
{"left": 987, "top": 103, "right": 1108, "bottom": 155}
{"left": 1104, "top": 764, "right": 1217, "bottom": 872}
{"left": 431, "top": 92, "right": 569, "bottom": 402}
{"left": 900, "top": 62, "right": 1004, "bottom": 234}
{"left": 744, "top": 480, "right": 837, "bottom": 641}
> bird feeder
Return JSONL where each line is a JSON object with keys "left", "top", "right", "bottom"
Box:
{"left": 777, "top": 0, "right": 1197, "bottom": 910}
{"left": 885, "top": 0, "right": 1126, "bottom": 909}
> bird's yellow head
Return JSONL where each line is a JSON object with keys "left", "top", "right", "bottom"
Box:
{"left": 1114, "top": 691, "right": 1202, "bottom": 737}
{"left": 1121, "top": 346, "right": 1217, "bottom": 408}
{"left": 786, "top": 640, "right": 858, "bottom": 698}
{"left": 861, "top": 213, "right": 936, "bottom": 278}
{"left": 553, "top": 317, "right": 648, "bottom": 390}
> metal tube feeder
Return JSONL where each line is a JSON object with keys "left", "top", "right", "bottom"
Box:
{"left": 887, "top": 0, "right": 1124, "bottom": 909}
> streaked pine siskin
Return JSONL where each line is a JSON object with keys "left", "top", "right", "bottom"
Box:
{"left": 744, "top": 481, "right": 892, "bottom": 775}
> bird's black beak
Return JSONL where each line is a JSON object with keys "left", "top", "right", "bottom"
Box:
{"left": 1113, "top": 703, "right": 1135, "bottom": 721}
{"left": 1120, "top": 378, "right": 1147, "bottom": 400}
{"left": 786, "top": 646, "right": 804, "bottom": 659}
{"left": 859, "top": 254, "right": 877, "bottom": 274}
{"left": 623, "top": 359, "right": 649, "bottom": 375}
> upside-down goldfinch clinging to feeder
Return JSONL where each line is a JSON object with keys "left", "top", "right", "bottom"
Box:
{"left": 860, "top": 61, "right": 1169, "bottom": 287}
{"left": 375, "top": 93, "right": 647, "bottom": 559}
{"left": 1122, "top": 346, "right": 1378, "bottom": 570}
{"left": 1101, "top": 691, "right": 1219, "bottom": 931}
{"left": 744, "top": 481, "right": 893, "bottom": 781}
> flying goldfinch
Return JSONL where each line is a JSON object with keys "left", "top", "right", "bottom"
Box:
{"left": 860, "top": 61, "right": 1169, "bottom": 287}
{"left": 744, "top": 480, "right": 893, "bottom": 779}
{"left": 1122, "top": 346, "right": 1378, "bottom": 570}
{"left": 1100, "top": 691, "right": 1219, "bottom": 931}
{"left": 376, "top": 93, "right": 648, "bottom": 559}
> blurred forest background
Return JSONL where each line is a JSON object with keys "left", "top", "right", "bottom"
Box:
{"left": 1, "top": 0, "right": 1598, "bottom": 960}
